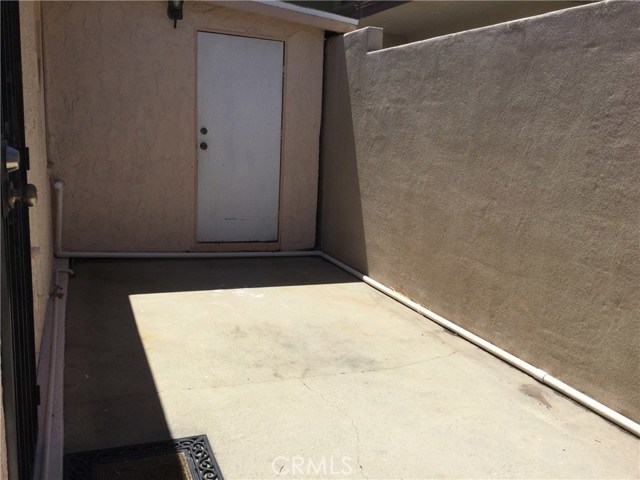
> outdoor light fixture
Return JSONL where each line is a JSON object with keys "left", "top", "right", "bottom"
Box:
{"left": 167, "top": 0, "right": 184, "bottom": 28}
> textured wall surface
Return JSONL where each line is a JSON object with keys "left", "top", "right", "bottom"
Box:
{"left": 321, "top": 1, "right": 640, "bottom": 420}
{"left": 21, "top": 1, "right": 53, "bottom": 361}
{"left": 43, "top": 1, "right": 323, "bottom": 251}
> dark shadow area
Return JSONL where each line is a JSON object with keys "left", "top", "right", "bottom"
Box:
{"left": 68, "top": 256, "right": 357, "bottom": 295}
{"left": 63, "top": 257, "right": 357, "bottom": 457}
{"left": 64, "top": 265, "right": 171, "bottom": 458}
{"left": 317, "top": 34, "right": 369, "bottom": 274}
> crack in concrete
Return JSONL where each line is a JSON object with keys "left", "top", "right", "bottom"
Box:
{"left": 187, "top": 350, "right": 462, "bottom": 394}
{"left": 70, "top": 351, "right": 464, "bottom": 406}
{"left": 300, "top": 380, "right": 368, "bottom": 480}
{"left": 356, "top": 350, "right": 459, "bottom": 374}
{"left": 351, "top": 418, "right": 368, "bottom": 480}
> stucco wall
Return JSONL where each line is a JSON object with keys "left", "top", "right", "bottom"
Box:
{"left": 42, "top": 1, "right": 323, "bottom": 252}
{"left": 21, "top": 1, "right": 53, "bottom": 361}
{"left": 320, "top": 1, "right": 640, "bottom": 420}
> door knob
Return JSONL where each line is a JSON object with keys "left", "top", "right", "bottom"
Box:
{"left": 7, "top": 182, "right": 37, "bottom": 209}
{"left": 200, "top": 142, "right": 208, "bottom": 150}
{"left": 2, "top": 140, "right": 36, "bottom": 214}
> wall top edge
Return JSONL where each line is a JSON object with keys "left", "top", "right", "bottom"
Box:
{"left": 358, "top": 0, "right": 624, "bottom": 55}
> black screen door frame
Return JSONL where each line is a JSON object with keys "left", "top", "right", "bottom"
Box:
{"left": 1, "top": 1, "right": 40, "bottom": 479}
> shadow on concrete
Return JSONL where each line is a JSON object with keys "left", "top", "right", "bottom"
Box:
{"left": 317, "top": 34, "right": 369, "bottom": 275}
{"left": 69, "top": 256, "right": 357, "bottom": 294}
{"left": 64, "top": 263, "right": 172, "bottom": 458}
{"left": 63, "top": 257, "right": 357, "bottom": 457}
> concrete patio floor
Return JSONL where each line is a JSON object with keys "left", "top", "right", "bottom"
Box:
{"left": 64, "top": 257, "right": 639, "bottom": 479}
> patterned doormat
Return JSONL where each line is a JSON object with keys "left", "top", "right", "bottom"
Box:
{"left": 64, "top": 435, "right": 224, "bottom": 480}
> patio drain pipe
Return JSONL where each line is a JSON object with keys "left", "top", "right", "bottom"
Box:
{"left": 319, "top": 252, "right": 640, "bottom": 438}
{"left": 38, "top": 262, "right": 72, "bottom": 480}
{"left": 53, "top": 180, "right": 321, "bottom": 259}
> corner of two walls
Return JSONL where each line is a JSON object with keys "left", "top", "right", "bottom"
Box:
{"left": 320, "top": 1, "right": 640, "bottom": 421}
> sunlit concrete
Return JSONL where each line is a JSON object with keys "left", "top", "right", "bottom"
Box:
{"left": 64, "top": 258, "right": 639, "bottom": 479}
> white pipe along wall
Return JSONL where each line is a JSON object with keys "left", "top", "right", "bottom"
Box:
{"left": 33, "top": 258, "right": 70, "bottom": 480}
{"left": 53, "top": 180, "right": 640, "bottom": 437}
{"left": 53, "top": 181, "right": 321, "bottom": 258}
{"left": 40, "top": 265, "right": 71, "bottom": 480}
{"left": 319, "top": 253, "right": 640, "bottom": 438}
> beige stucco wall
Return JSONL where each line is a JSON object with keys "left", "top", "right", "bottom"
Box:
{"left": 21, "top": 1, "right": 53, "bottom": 361}
{"left": 42, "top": 1, "right": 323, "bottom": 252}
{"left": 320, "top": 1, "right": 640, "bottom": 420}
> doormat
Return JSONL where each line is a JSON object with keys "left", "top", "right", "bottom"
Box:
{"left": 64, "top": 435, "right": 224, "bottom": 480}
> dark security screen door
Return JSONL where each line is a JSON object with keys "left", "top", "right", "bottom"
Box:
{"left": 1, "top": 1, "right": 39, "bottom": 479}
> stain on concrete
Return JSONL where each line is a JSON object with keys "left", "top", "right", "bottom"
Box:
{"left": 520, "top": 384, "right": 553, "bottom": 409}
{"left": 230, "top": 326, "right": 248, "bottom": 339}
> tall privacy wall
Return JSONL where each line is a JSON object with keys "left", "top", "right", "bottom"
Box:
{"left": 320, "top": 1, "right": 639, "bottom": 420}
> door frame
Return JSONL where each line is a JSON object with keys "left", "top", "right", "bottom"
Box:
{"left": 192, "top": 26, "right": 287, "bottom": 252}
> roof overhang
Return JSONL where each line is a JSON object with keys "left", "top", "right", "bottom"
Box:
{"left": 207, "top": 1, "right": 358, "bottom": 33}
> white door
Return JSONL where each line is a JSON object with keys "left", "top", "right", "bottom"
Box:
{"left": 197, "top": 32, "right": 284, "bottom": 242}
